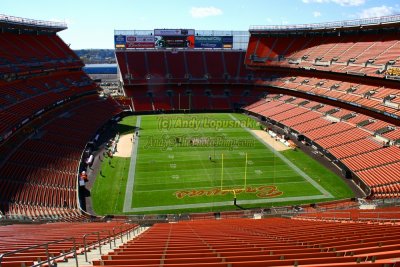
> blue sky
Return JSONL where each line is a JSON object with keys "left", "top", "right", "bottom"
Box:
{"left": 2, "top": 0, "right": 399, "bottom": 49}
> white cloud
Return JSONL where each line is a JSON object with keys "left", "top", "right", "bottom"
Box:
{"left": 190, "top": 6, "right": 223, "bottom": 18}
{"left": 313, "top": 11, "right": 322, "bottom": 17}
{"left": 302, "top": 0, "right": 365, "bottom": 6}
{"left": 358, "top": 5, "right": 396, "bottom": 18}
{"left": 281, "top": 19, "right": 290, "bottom": 25}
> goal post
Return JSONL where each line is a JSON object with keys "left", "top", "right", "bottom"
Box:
{"left": 220, "top": 153, "right": 248, "bottom": 197}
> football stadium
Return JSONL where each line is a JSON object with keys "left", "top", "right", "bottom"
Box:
{"left": 0, "top": 4, "right": 400, "bottom": 266}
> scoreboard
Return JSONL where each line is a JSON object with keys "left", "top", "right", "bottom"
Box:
{"left": 115, "top": 29, "right": 233, "bottom": 50}
{"left": 154, "top": 29, "right": 195, "bottom": 48}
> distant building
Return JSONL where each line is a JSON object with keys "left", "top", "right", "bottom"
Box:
{"left": 83, "top": 63, "right": 118, "bottom": 82}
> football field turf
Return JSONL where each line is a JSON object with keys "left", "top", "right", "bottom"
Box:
{"left": 92, "top": 113, "right": 354, "bottom": 214}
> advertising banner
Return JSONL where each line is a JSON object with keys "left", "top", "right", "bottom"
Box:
{"left": 222, "top": 36, "right": 233, "bottom": 48}
{"left": 114, "top": 35, "right": 126, "bottom": 44}
{"left": 114, "top": 35, "right": 126, "bottom": 46}
{"left": 154, "top": 29, "right": 195, "bottom": 36}
{"left": 194, "top": 36, "right": 233, "bottom": 48}
{"left": 126, "top": 35, "right": 155, "bottom": 48}
{"left": 195, "top": 36, "right": 223, "bottom": 48}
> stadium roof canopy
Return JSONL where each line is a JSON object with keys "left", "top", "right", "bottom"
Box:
{"left": 0, "top": 14, "right": 67, "bottom": 33}
{"left": 250, "top": 14, "right": 400, "bottom": 34}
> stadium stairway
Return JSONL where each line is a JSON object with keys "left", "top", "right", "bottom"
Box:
{"left": 0, "top": 223, "right": 147, "bottom": 267}
{"left": 56, "top": 226, "right": 149, "bottom": 267}
{"left": 0, "top": 222, "right": 148, "bottom": 267}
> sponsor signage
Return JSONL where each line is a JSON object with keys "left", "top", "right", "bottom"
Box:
{"left": 194, "top": 36, "right": 233, "bottom": 48}
{"left": 114, "top": 35, "right": 126, "bottom": 49}
{"left": 114, "top": 35, "right": 126, "bottom": 45}
{"left": 154, "top": 29, "right": 195, "bottom": 36}
{"left": 126, "top": 35, "right": 155, "bottom": 48}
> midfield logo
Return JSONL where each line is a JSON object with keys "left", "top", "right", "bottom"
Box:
{"left": 174, "top": 185, "right": 283, "bottom": 199}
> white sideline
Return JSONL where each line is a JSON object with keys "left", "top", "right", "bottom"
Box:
{"left": 123, "top": 116, "right": 141, "bottom": 212}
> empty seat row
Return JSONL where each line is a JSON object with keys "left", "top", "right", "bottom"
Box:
{"left": 92, "top": 218, "right": 400, "bottom": 267}
{"left": 246, "top": 33, "right": 400, "bottom": 78}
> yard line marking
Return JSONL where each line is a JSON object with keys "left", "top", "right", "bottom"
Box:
{"left": 123, "top": 116, "right": 141, "bottom": 212}
{"left": 228, "top": 114, "right": 333, "bottom": 198}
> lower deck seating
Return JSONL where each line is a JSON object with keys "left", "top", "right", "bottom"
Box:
{"left": 92, "top": 218, "right": 400, "bottom": 267}
{"left": 0, "top": 95, "right": 122, "bottom": 219}
{"left": 124, "top": 86, "right": 263, "bottom": 112}
{"left": 0, "top": 222, "right": 136, "bottom": 266}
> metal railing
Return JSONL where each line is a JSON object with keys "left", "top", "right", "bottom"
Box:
{"left": 0, "top": 223, "right": 140, "bottom": 266}
{"left": 293, "top": 211, "right": 400, "bottom": 224}
{"left": 0, "top": 237, "right": 78, "bottom": 267}
{"left": 82, "top": 230, "right": 111, "bottom": 262}
{"left": 0, "top": 14, "right": 67, "bottom": 30}
{"left": 357, "top": 212, "right": 400, "bottom": 223}
{"left": 250, "top": 14, "right": 400, "bottom": 32}
{"left": 82, "top": 224, "right": 138, "bottom": 262}
{"left": 112, "top": 224, "right": 137, "bottom": 243}
{"left": 0, "top": 225, "right": 143, "bottom": 267}
{"left": 295, "top": 212, "right": 352, "bottom": 221}
{"left": 373, "top": 198, "right": 400, "bottom": 206}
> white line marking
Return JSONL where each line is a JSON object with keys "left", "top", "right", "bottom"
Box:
{"left": 123, "top": 116, "right": 141, "bottom": 212}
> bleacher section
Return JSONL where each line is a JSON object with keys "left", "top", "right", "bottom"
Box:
{"left": 0, "top": 95, "right": 121, "bottom": 219}
{"left": 246, "top": 31, "right": 400, "bottom": 78}
{"left": 0, "top": 222, "right": 136, "bottom": 266}
{"left": 123, "top": 85, "right": 264, "bottom": 112}
{"left": 116, "top": 50, "right": 259, "bottom": 111}
{"left": 255, "top": 75, "right": 400, "bottom": 119}
{"left": 116, "top": 50, "right": 252, "bottom": 84}
{"left": 295, "top": 206, "right": 400, "bottom": 223}
{"left": 92, "top": 218, "right": 400, "bottom": 267}
{"left": 0, "top": 71, "right": 97, "bottom": 141}
{"left": 0, "top": 20, "right": 122, "bottom": 219}
{"left": 244, "top": 94, "right": 400, "bottom": 198}
{"left": 244, "top": 18, "right": 400, "bottom": 201}
{"left": 0, "top": 33, "right": 82, "bottom": 77}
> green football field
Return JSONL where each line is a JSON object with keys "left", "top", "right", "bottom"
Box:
{"left": 91, "top": 113, "right": 354, "bottom": 215}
